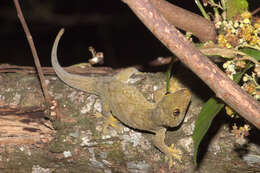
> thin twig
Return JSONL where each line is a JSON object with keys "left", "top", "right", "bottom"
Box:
{"left": 252, "top": 7, "right": 260, "bottom": 16}
{"left": 13, "top": 0, "right": 51, "bottom": 104}
{"left": 122, "top": 0, "right": 260, "bottom": 129}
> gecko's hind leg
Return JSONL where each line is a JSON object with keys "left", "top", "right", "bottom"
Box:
{"left": 153, "top": 128, "right": 182, "bottom": 168}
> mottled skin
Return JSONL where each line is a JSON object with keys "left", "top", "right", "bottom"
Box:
{"left": 51, "top": 29, "right": 191, "bottom": 164}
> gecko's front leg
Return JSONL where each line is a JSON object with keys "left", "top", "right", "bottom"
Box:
{"left": 153, "top": 128, "right": 181, "bottom": 168}
{"left": 102, "top": 67, "right": 140, "bottom": 133}
{"left": 100, "top": 96, "right": 121, "bottom": 133}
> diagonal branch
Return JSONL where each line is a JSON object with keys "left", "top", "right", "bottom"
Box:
{"left": 122, "top": 0, "right": 260, "bottom": 129}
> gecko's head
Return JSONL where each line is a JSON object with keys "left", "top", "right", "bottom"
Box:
{"left": 152, "top": 88, "right": 191, "bottom": 128}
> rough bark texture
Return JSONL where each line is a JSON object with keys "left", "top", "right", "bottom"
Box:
{"left": 150, "top": 0, "right": 217, "bottom": 42}
{"left": 0, "top": 70, "right": 259, "bottom": 172}
{"left": 122, "top": 0, "right": 260, "bottom": 129}
{"left": 0, "top": 114, "right": 54, "bottom": 145}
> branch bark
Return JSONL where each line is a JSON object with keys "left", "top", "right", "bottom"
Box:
{"left": 0, "top": 64, "right": 115, "bottom": 75}
{"left": 150, "top": 0, "right": 216, "bottom": 42}
{"left": 122, "top": 0, "right": 260, "bottom": 129}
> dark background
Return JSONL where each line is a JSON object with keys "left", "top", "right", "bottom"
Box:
{"left": 0, "top": 0, "right": 258, "bottom": 68}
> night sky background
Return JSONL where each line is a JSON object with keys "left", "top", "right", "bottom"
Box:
{"left": 0, "top": 0, "right": 258, "bottom": 69}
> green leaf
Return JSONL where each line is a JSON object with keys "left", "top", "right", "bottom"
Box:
{"left": 166, "top": 57, "right": 178, "bottom": 94}
{"left": 192, "top": 98, "right": 224, "bottom": 166}
{"left": 192, "top": 63, "right": 253, "bottom": 166}
{"left": 233, "top": 63, "right": 254, "bottom": 83}
{"left": 226, "top": 0, "right": 248, "bottom": 19}
{"left": 240, "top": 48, "right": 260, "bottom": 61}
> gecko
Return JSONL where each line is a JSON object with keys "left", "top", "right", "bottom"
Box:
{"left": 51, "top": 28, "right": 191, "bottom": 166}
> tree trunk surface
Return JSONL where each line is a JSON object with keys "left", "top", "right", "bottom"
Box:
{"left": 0, "top": 67, "right": 259, "bottom": 173}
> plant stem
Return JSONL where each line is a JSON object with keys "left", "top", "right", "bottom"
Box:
{"left": 195, "top": 0, "right": 210, "bottom": 19}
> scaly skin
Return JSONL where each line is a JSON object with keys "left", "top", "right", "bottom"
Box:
{"left": 51, "top": 28, "right": 191, "bottom": 167}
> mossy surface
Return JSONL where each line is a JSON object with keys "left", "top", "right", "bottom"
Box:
{"left": 0, "top": 71, "right": 259, "bottom": 172}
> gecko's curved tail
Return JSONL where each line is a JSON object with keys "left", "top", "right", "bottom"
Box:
{"left": 51, "top": 28, "right": 105, "bottom": 95}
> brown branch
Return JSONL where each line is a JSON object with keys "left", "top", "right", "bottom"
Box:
{"left": 252, "top": 7, "right": 260, "bottom": 16}
{"left": 150, "top": 0, "right": 217, "bottom": 42}
{"left": 122, "top": 0, "right": 260, "bottom": 129}
{"left": 0, "top": 64, "right": 115, "bottom": 75}
{"left": 13, "top": 0, "right": 52, "bottom": 104}
{"left": 148, "top": 56, "right": 173, "bottom": 66}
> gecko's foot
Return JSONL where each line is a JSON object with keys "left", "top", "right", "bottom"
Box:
{"left": 153, "top": 129, "right": 182, "bottom": 168}
{"left": 94, "top": 112, "right": 103, "bottom": 118}
{"left": 164, "top": 144, "right": 182, "bottom": 169}
{"left": 103, "top": 115, "right": 121, "bottom": 134}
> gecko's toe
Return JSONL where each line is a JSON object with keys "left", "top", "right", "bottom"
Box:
{"left": 164, "top": 144, "right": 182, "bottom": 168}
{"left": 103, "top": 115, "right": 121, "bottom": 134}
{"left": 94, "top": 112, "right": 103, "bottom": 118}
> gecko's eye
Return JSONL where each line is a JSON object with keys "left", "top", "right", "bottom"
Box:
{"left": 173, "top": 109, "right": 180, "bottom": 116}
